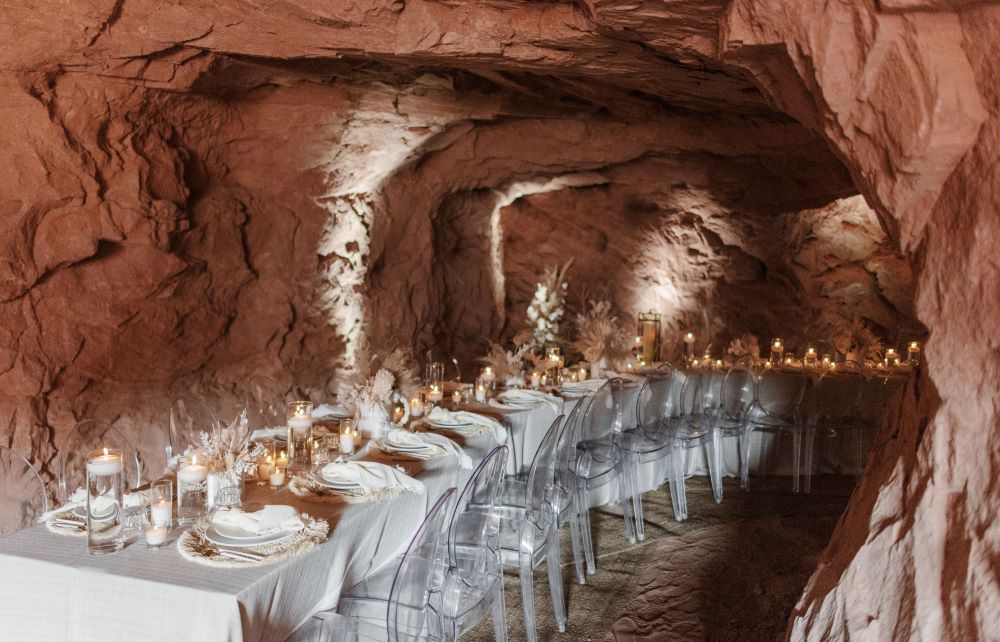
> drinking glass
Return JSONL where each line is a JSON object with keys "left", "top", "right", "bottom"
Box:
{"left": 425, "top": 362, "right": 444, "bottom": 388}
{"left": 149, "top": 479, "right": 173, "bottom": 529}
{"left": 86, "top": 448, "right": 125, "bottom": 555}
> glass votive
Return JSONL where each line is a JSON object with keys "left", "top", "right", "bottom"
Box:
{"left": 148, "top": 479, "right": 173, "bottom": 530}
{"left": 907, "top": 340, "right": 921, "bottom": 365}
{"left": 176, "top": 454, "right": 209, "bottom": 525}
{"left": 480, "top": 366, "right": 496, "bottom": 387}
{"left": 286, "top": 400, "right": 314, "bottom": 472}
{"left": 451, "top": 389, "right": 463, "bottom": 405}
{"left": 426, "top": 385, "right": 443, "bottom": 404}
{"left": 474, "top": 382, "right": 487, "bottom": 403}
{"left": 770, "top": 338, "right": 784, "bottom": 363}
{"left": 885, "top": 348, "right": 898, "bottom": 368}
{"left": 257, "top": 453, "right": 274, "bottom": 487}
{"left": 339, "top": 419, "right": 356, "bottom": 455}
{"left": 804, "top": 347, "right": 818, "bottom": 368}
{"left": 409, "top": 397, "right": 423, "bottom": 417}
{"left": 86, "top": 448, "right": 125, "bottom": 555}
{"left": 530, "top": 372, "right": 541, "bottom": 389}
{"left": 269, "top": 467, "right": 286, "bottom": 488}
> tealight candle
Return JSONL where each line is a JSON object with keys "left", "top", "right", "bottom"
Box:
{"left": 530, "top": 371, "right": 541, "bottom": 389}
{"left": 714, "top": 359, "right": 723, "bottom": 370}
{"left": 683, "top": 331, "right": 696, "bottom": 360}
{"left": 86, "top": 448, "right": 123, "bottom": 476}
{"left": 150, "top": 499, "right": 172, "bottom": 526}
{"left": 765, "top": 360, "right": 773, "bottom": 368}
{"left": 409, "top": 398, "right": 423, "bottom": 417}
{"left": 452, "top": 390, "right": 463, "bottom": 405}
{"left": 257, "top": 456, "right": 273, "bottom": 482}
{"left": 426, "top": 385, "right": 443, "bottom": 403}
{"left": 145, "top": 525, "right": 168, "bottom": 547}
{"left": 475, "top": 383, "right": 486, "bottom": 403}
{"left": 275, "top": 450, "right": 288, "bottom": 470}
{"left": 177, "top": 455, "right": 208, "bottom": 484}
{"left": 269, "top": 469, "right": 285, "bottom": 487}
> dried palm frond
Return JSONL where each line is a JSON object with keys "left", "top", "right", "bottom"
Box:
{"left": 573, "top": 299, "right": 631, "bottom": 364}
{"left": 726, "top": 333, "right": 760, "bottom": 359}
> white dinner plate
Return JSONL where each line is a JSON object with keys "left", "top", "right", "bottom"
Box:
{"left": 73, "top": 504, "right": 117, "bottom": 520}
{"left": 204, "top": 524, "right": 294, "bottom": 548}
{"left": 315, "top": 473, "right": 364, "bottom": 490}
{"left": 499, "top": 398, "right": 539, "bottom": 407}
{"left": 385, "top": 441, "right": 434, "bottom": 453}
{"left": 428, "top": 419, "right": 474, "bottom": 429}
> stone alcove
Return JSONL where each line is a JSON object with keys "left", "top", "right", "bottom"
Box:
{"left": 1, "top": 0, "right": 997, "bottom": 639}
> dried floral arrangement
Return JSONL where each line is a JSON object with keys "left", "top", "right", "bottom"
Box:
{"left": 480, "top": 340, "right": 532, "bottom": 381}
{"left": 526, "top": 260, "right": 572, "bottom": 348}
{"left": 832, "top": 318, "right": 885, "bottom": 362}
{"left": 199, "top": 410, "right": 265, "bottom": 477}
{"left": 726, "top": 333, "right": 761, "bottom": 359}
{"left": 346, "top": 340, "right": 419, "bottom": 407}
{"left": 573, "top": 299, "right": 631, "bottom": 365}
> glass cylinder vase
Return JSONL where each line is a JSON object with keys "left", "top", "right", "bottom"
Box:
{"left": 287, "top": 400, "right": 314, "bottom": 472}
{"left": 86, "top": 448, "right": 125, "bottom": 555}
{"left": 176, "top": 454, "right": 209, "bottom": 525}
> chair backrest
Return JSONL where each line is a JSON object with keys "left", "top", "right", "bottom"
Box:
{"left": 578, "top": 378, "right": 624, "bottom": 444}
{"left": 719, "top": 367, "right": 755, "bottom": 421}
{"left": 752, "top": 370, "right": 807, "bottom": 421}
{"left": 677, "top": 371, "right": 705, "bottom": 417}
{"left": 526, "top": 415, "right": 567, "bottom": 531}
{"left": 447, "top": 445, "right": 508, "bottom": 574}
{"left": 635, "top": 364, "right": 675, "bottom": 440}
{"left": 856, "top": 376, "right": 906, "bottom": 421}
{"left": 169, "top": 396, "right": 221, "bottom": 460}
{"left": 58, "top": 420, "right": 142, "bottom": 501}
{"left": 388, "top": 488, "right": 456, "bottom": 642}
{"left": 0, "top": 446, "right": 48, "bottom": 535}
{"left": 805, "top": 373, "right": 863, "bottom": 423}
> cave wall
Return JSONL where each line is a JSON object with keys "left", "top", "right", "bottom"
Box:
{"left": 2, "top": 3, "right": 991, "bottom": 640}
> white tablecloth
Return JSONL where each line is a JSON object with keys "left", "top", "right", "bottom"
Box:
{"left": 0, "top": 433, "right": 496, "bottom": 642}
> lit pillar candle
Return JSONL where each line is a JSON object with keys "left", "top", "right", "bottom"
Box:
{"left": 409, "top": 398, "right": 423, "bottom": 417}
{"left": 770, "top": 338, "right": 784, "bottom": 363}
{"left": 426, "top": 385, "right": 443, "bottom": 403}
{"left": 257, "top": 456, "right": 273, "bottom": 482}
{"left": 150, "top": 499, "right": 172, "bottom": 526}
{"left": 907, "top": 340, "right": 921, "bottom": 365}
{"left": 145, "top": 525, "right": 167, "bottom": 547}
{"left": 481, "top": 367, "right": 496, "bottom": 384}
{"left": 530, "top": 371, "right": 541, "bottom": 389}
{"left": 177, "top": 455, "right": 207, "bottom": 484}
{"left": 475, "top": 383, "right": 486, "bottom": 403}
{"left": 269, "top": 469, "right": 285, "bottom": 487}
{"left": 86, "top": 449, "right": 123, "bottom": 476}
{"left": 275, "top": 450, "right": 288, "bottom": 470}
{"left": 684, "top": 332, "right": 695, "bottom": 360}
{"left": 885, "top": 348, "right": 897, "bottom": 367}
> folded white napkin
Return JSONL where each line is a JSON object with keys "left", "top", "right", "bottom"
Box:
{"left": 385, "top": 428, "right": 472, "bottom": 469}
{"left": 498, "top": 389, "right": 563, "bottom": 415}
{"left": 561, "top": 378, "right": 606, "bottom": 392}
{"left": 427, "top": 408, "right": 507, "bottom": 444}
{"left": 320, "top": 461, "right": 424, "bottom": 495}
{"left": 313, "top": 403, "right": 350, "bottom": 420}
{"left": 250, "top": 426, "right": 286, "bottom": 442}
{"left": 212, "top": 504, "right": 305, "bottom": 536}
{"left": 40, "top": 487, "right": 146, "bottom": 523}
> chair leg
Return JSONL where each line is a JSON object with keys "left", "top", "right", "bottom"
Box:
{"left": 706, "top": 428, "right": 724, "bottom": 504}
{"left": 546, "top": 527, "right": 567, "bottom": 633}
{"left": 617, "top": 458, "right": 636, "bottom": 545}
{"left": 669, "top": 445, "right": 688, "bottom": 521}
{"left": 576, "top": 481, "right": 596, "bottom": 574}
{"left": 519, "top": 548, "right": 538, "bottom": 642}
{"left": 567, "top": 508, "right": 586, "bottom": 585}
{"left": 803, "top": 425, "right": 816, "bottom": 494}
{"left": 739, "top": 428, "right": 752, "bottom": 492}
{"left": 629, "top": 452, "right": 646, "bottom": 542}
{"left": 491, "top": 583, "right": 508, "bottom": 642}
{"left": 791, "top": 427, "right": 802, "bottom": 494}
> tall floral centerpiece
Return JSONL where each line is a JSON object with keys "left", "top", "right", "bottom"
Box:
{"left": 526, "top": 261, "right": 572, "bottom": 350}
{"left": 346, "top": 344, "right": 418, "bottom": 438}
{"left": 726, "top": 333, "right": 761, "bottom": 364}
{"left": 574, "top": 299, "right": 631, "bottom": 379}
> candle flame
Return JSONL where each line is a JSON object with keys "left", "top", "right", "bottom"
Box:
{"left": 103, "top": 447, "right": 108, "bottom": 456}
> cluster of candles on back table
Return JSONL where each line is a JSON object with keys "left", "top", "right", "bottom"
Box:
{"left": 680, "top": 333, "right": 922, "bottom": 371}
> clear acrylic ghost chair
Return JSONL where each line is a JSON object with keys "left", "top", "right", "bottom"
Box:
{"left": 744, "top": 370, "right": 809, "bottom": 493}
{"left": 568, "top": 378, "right": 637, "bottom": 572}
{"left": 337, "top": 488, "right": 456, "bottom": 641}
{"left": 487, "top": 415, "right": 568, "bottom": 642}
{"left": 58, "top": 420, "right": 142, "bottom": 502}
{"left": 552, "top": 401, "right": 588, "bottom": 584}
{"left": 287, "top": 612, "right": 363, "bottom": 642}
{"left": 851, "top": 374, "right": 905, "bottom": 474}
{"left": 657, "top": 371, "right": 723, "bottom": 521}
{"left": 168, "top": 396, "right": 221, "bottom": 462}
{"left": 335, "top": 448, "right": 508, "bottom": 642}
{"left": 440, "top": 445, "right": 508, "bottom": 641}
{"left": 801, "top": 373, "right": 863, "bottom": 487}
{"left": 0, "top": 446, "right": 48, "bottom": 534}
{"left": 708, "top": 365, "right": 755, "bottom": 496}
{"left": 617, "top": 364, "right": 678, "bottom": 538}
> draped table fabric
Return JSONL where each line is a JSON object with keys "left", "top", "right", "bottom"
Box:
{"left": 0, "top": 433, "right": 497, "bottom": 642}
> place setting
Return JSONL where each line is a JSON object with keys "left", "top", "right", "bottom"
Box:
{"left": 288, "top": 458, "right": 425, "bottom": 503}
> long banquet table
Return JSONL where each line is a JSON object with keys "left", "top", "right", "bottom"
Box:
{"left": 0, "top": 432, "right": 497, "bottom": 642}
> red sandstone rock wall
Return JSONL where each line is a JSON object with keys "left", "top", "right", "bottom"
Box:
{"left": 1, "top": 3, "right": 986, "bottom": 639}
